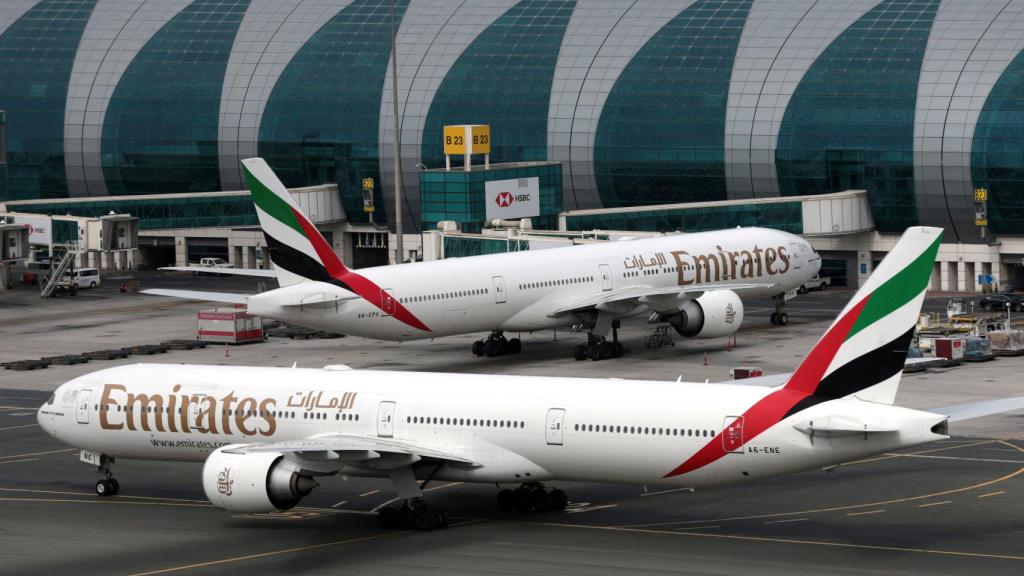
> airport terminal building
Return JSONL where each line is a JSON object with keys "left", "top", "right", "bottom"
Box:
{"left": 3, "top": 0, "right": 1024, "bottom": 288}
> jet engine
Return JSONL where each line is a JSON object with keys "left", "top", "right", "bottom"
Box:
{"left": 655, "top": 290, "right": 744, "bottom": 339}
{"left": 202, "top": 445, "right": 318, "bottom": 513}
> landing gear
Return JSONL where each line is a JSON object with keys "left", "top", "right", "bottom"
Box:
{"left": 770, "top": 294, "right": 789, "bottom": 326}
{"left": 378, "top": 498, "right": 450, "bottom": 531}
{"left": 574, "top": 320, "right": 625, "bottom": 361}
{"left": 472, "top": 332, "right": 522, "bottom": 357}
{"left": 496, "top": 483, "right": 568, "bottom": 513}
{"left": 93, "top": 454, "right": 119, "bottom": 497}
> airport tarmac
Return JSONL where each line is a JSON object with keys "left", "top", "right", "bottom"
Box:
{"left": 1, "top": 273, "right": 1022, "bottom": 574}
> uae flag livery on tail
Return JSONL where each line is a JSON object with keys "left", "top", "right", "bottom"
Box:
{"left": 241, "top": 158, "right": 430, "bottom": 332}
{"left": 666, "top": 226, "right": 943, "bottom": 477}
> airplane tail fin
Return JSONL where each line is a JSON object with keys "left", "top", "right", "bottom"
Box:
{"left": 782, "top": 226, "right": 942, "bottom": 407}
{"left": 241, "top": 158, "right": 349, "bottom": 287}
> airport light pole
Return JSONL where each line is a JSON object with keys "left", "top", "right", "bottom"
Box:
{"left": 390, "top": 0, "right": 403, "bottom": 264}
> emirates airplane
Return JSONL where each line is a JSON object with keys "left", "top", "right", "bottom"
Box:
{"left": 145, "top": 158, "right": 821, "bottom": 360}
{"left": 39, "top": 227, "right": 1024, "bottom": 530}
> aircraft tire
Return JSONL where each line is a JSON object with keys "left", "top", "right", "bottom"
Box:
{"left": 508, "top": 338, "right": 522, "bottom": 354}
{"left": 433, "top": 508, "right": 450, "bottom": 529}
{"left": 549, "top": 489, "right": 568, "bottom": 511}
{"left": 611, "top": 342, "right": 625, "bottom": 358}
{"left": 378, "top": 507, "right": 399, "bottom": 529}
{"left": 532, "top": 489, "right": 551, "bottom": 512}
{"left": 398, "top": 506, "right": 415, "bottom": 530}
{"left": 95, "top": 479, "right": 112, "bottom": 497}
{"left": 778, "top": 313, "right": 789, "bottom": 326}
{"left": 770, "top": 312, "right": 778, "bottom": 325}
{"left": 573, "top": 345, "right": 588, "bottom": 361}
{"left": 472, "top": 341, "right": 485, "bottom": 356}
{"left": 586, "top": 344, "right": 602, "bottom": 361}
{"left": 109, "top": 478, "right": 120, "bottom": 495}
{"left": 513, "top": 488, "right": 534, "bottom": 512}
{"left": 485, "top": 340, "right": 500, "bottom": 357}
{"left": 497, "top": 489, "right": 516, "bottom": 511}
{"left": 412, "top": 508, "right": 434, "bottom": 531}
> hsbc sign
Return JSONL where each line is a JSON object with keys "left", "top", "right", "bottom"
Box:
{"left": 485, "top": 177, "right": 540, "bottom": 220}
{"left": 9, "top": 214, "right": 52, "bottom": 245}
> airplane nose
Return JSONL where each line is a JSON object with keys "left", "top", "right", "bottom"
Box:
{"left": 37, "top": 391, "right": 57, "bottom": 436}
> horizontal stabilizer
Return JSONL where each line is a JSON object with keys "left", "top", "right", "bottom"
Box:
{"left": 159, "top": 266, "right": 277, "bottom": 278}
{"left": 929, "top": 396, "right": 1024, "bottom": 422}
{"left": 142, "top": 288, "right": 248, "bottom": 304}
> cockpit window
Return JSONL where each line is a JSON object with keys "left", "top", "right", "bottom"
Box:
{"left": 46, "top": 393, "right": 55, "bottom": 405}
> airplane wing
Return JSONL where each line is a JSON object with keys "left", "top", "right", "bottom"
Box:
{"left": 550, "top": 282, "right": 776, "bottom": 316}
{"left": 223, "top": 434, "right": 480, "bottom": 467}
{"left": 141, "top": 288, "right": 248, "bottom": 304}
{"left": 927, "top": 396, "right": 1024, "bottom": 422}
{"left": 159, "top": 266, "right": 277, "bottom": 278}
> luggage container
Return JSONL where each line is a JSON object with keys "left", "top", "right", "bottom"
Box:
{"left": 197, "top": 309, "right": 263, "bottom": 343}
{"left": 730, "top": 367, "right": 763, "bottom": 380}
{"left": 933, "top": 337, "right": 964, "bottom": 361}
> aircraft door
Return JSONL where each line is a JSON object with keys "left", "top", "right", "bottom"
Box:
{"left": 545, "top": 408, "right": 565, "bottom": 446}
{"left": 377, "top": 401, "right": 396, "bottom": 437}
{"left": 381, "top": 288, "right": 396, "bottom": 315}
{"left": 190, "top": 394, "right": 209, "bottom": 432}
{"left": 76, "top": 389, "right": 91, "bottom": 424}
{"left": 492, "top": 276, "right": 507, "bottom": 304}
{"left": 722, "top": 415, "right": 744, "bottom": 453}
{"left": 599, "top": 264, "right": 612, "bottom": 291}
{"left": 787, "top": 242, "right": 803, "bottom": 270}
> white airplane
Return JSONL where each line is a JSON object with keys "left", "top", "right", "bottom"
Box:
{"left": 145, "top": 158, "right": 821, "bottom": 360}
{"left": 39, "top": 226, "right": 1024, "bottom": 530}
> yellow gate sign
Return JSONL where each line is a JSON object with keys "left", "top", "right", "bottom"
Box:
{"left": 975, "top": 188, "right": 988, "bottom": 202}
{"left": 444, "top": 124, "right": 490, "bottom": 155}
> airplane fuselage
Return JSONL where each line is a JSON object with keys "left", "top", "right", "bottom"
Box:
{"left": 248, "top": 227, "right": 820, "bottom": 341}
{"left": 39, "top": 364, "right": 944, "bottom": 489}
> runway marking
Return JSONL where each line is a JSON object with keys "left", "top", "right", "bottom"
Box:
{"left": 0, "top": 405, "right": 37, "bottom": 410}
{"left": 0, "top": 486, "right": 209, "bottom": 503}
{"left": 917, "top": 500, "right": 952, "bottom": 508}
{"left": 425, "top": 481, "right": 463, "bottom": 493}
{"left": 0, "top": 458, "right": 37, "bottom": 465}
{"left": 359, "top": 489, "right": 379, "bottom": 497}
{"left": 843, "top": 438, "right": 1001, "bottom": 466}
{"left": 331, "top": 500, "right": 347, "bottom": 508}
{"left": 0, "top": 424, "right": 38, "bottom": 431}
{"left": 640, "top": 486, "right": 694, "bottom": 497}
{"left": 566, "top": 504, "right": 618, "bottom": 514}
{"left": 539, "top": 522, "right": 1024, "bottom": 562}
{"left": 126, "top": 532, "right": 402, "bottom": 576}
{"left": 0, "top": 497, "right": 211, "bottom": 508}
{"left": 0, "top": 448, "right": 74, "bottom": 460}
{"left": 892, "top": 453, "right": 1024, "bottom": 465}
{"left": 845, "top": 509, "right": 886, "bottom": 517}
{"left": 978, "top": 491, "right": 1005, "bottom": 498}
{"left": 764, "top": 518, "right": 808, "bottom": 524}
{"left": 617, "top": 462, "right": 1024, "bottom": 528}
{"left": 674, "top": 525, "right": 719, "bottom": 531}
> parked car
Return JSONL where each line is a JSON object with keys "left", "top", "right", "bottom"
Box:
{"left": 63, "top": 267, "right": 101, "bottom": 289}
{"left": 191, "top": 257, "right": 233, "bottom": 275}
{"left": 978, "top": 293, "right": 1024, "bottom": 312}
{"left": 797, "top": 275, "right": 831, "bottom": 293}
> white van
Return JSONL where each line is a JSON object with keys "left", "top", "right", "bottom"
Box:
{"left": 65, "top": 268, "right": 101, "bottom": 289}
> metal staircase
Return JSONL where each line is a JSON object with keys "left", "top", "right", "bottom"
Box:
{"left": 40, "top": 250, "right": 76, "bottom": 298}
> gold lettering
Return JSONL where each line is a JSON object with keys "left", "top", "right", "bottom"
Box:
{"left": 671, "top": 251, "right": 693, "bottom": 286}
{"left": 167, "top": 385, "right": 179, "bottom": 433}
{"left": 221, "top": 391, "right": 238, "bottom": 435}
{"left": 765, "top": 247, "right": 777, "bottom": 275}
{"left": 235, "top": 397, "right": 257, "bottom": 436}
{"left": 179, "top": 394, "right": 192, "bottom": 433}
{"left": 729, "top": 251, "right": 741, "bottom": 280}
{"left": 258, "top": 398, "right": 277, "bottom": 437}
{"left": 99, "top": 384, "right": 124, "bottom": 431}
{"left": 693, "top": 254, "right": 721, "bottom": 283}
{"left": 716, "top": 246, "right": 730, "bottom": 279}
{"left": 125, "top": 392, "right": 165, "bottom": 432}
{"left": 777, "top": 246, "right": 790, "bottom": 273}
{"left": 201, "top": 396, "right": 219, "bottom": 435}
{"left": 753, "top": 246, "right": 764, "bottom": 276}
{"left": 740, "top": 250, "right": 754, "bottom": 278}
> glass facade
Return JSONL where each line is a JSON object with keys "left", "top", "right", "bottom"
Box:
{"left": 0, "top": 0, "right": 95, "bottom": 201}
{"left": 420, "top": 162, "right": 562, "bottom": 232}
{"left": 594, "top": 0, "right": 751, "bottom": 208}
{"left": 775, "top": 0, "right": 939, "bottom": 233}
{"left": 259, "top": 0, "right": 408, "bottom": 225}
{"left": 443, "top": 236, "right": 528, "bottom": 258}
{"left": 973, "top": 46, "right": 1024, "bottom": 235}
{"left": 421, "top": 0, "right": 574, "bottom": 171}
{"left": 101, "top": 0, "right": 249, "bottom": 195}
{"left": 563, "top": 201, "right": 802, "bottom": 235}
{"left": 13, "top": 194, "right": 257, "bottom": 231}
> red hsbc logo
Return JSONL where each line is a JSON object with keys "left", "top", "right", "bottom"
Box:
{"left": 495, "top": 191, "right": 514, "bottom": 208}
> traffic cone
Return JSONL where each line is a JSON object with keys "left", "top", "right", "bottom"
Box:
{"left": 703, "top": 351, "right": 709, "bottom": 365}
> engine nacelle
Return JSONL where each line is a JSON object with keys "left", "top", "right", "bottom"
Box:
{"left": 203, "top": 445, "right": 318, "bottom": 513}
{"left": 659, "top": 290, "right": 743, "bottom": 339}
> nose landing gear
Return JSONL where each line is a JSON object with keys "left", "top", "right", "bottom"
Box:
{"left": 93, "top": 454, "right": 119, "bottom": 497}
{"left": 770, "top": 294, "right": 789, "bottom": 326}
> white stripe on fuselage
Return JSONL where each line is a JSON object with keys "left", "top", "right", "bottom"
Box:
{"left": 250, "top": 227, "right": 818, "bottom": 340}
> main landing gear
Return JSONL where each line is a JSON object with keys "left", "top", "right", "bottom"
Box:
{"left": 769, "top": 294, "right": 789, "bottom": 326}
{"left": 94, "top": 454, "right": 120, "bottom": 497}
{"left": 472, "top": 331, "right": 522, "bottom": 357}
{"left": 574, "top": 319, "right": 625, "bottom": 361}
{"left": 496, "top": 483, "right": 568, "bottom": 513}
{"left": 377, "top": 498, "right": 450, "bottom": 531}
